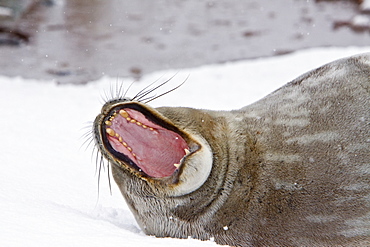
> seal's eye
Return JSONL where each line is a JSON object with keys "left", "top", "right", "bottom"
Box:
{"left": 102, "top": 107, "right": 189, "bottom": 178}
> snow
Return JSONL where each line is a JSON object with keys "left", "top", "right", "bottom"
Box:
{"left": 361, "top": 0, "right": 370, "bottom": 11}
{"left": 352, "top": 15, "right": 370, "bottom": 28}
{"left": 1, "top": 46, "right": 369, "bottom": 247}
{"left": 0, "top": 6, "right": 12, "bottom": 17}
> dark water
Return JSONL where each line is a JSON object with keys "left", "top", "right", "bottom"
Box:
{"left": 0, "top": 0, "right": 369, "bottom": 84}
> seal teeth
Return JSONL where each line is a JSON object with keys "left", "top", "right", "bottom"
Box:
{"left": 118, "top": 111, "right": 146, "bottom": 128}
{"left": 174, "top": 163, "right": 180, "bottom": 168}
{"left": 106, "top": 128, "right": 115, "bottom": 136}
{"left": 119, "top": 109, "right": 129, "bottom": 118}
{"left": 184, "top": 148, "right": 190, "bottom": 155}
{"left": 105, "top": 120, "right": 112, "bottom": 126}
{"left": 106, "top": 127, "right": 131, "bottom": 151}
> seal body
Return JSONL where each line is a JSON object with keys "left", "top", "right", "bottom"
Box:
{"left": 94, "top": 54, "right": 370, "bottom": 246}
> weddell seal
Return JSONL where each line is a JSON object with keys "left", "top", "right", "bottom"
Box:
{"left": 92, "top": 53, "right": 370, "bottom": 246}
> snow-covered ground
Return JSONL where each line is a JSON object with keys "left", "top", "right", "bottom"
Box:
{"left": 1, "top": 47, "right": 369, "bottom": 247}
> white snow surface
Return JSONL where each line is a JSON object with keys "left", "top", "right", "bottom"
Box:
{"left": 361, "top": 0, "right": 370, "bottom": 11}
{"left": 1, "top": 47, "right": 369, "bottom": 247}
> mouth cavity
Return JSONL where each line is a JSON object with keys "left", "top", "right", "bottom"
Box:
{"left": 102, "top": 105, "right": 190, "bottom": 178}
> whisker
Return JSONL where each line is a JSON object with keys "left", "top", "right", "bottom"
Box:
{"left": 107, "top": 161, "right": 112, "bottom": 195}
{"left": 80, "top": 133, "right": 92, "bottom": 145}
{"left": 92, "top": 145, "right": 96, "bottom": 159}
{"left": 109, "top": 82, "right": 114, "bottom": 101}
{"left": 131, "top": 75, "right": 165, "bottom": 101}
{"left": 114, "top": 77, "right": 120, "bottom": 99}
{"left": 123, "top": 79, "right": 137, "bottom": 99}
{"left": 116, "top": 81, "right": 125, "bottom": 100}
{"left": 134, "top": 79, "right": 171, "bottom": 102}
{"left": 102, "top": 89, "right": 110, "bottom": 103}
{"left": 99, "top": 97, "right": 106, "bottom": 106}
{"left": 144, "top": 74, "right": 189, "bottom": 104}
{"left": 80, "top": 128, "right": 93, "bottom": 138}
{"left": 82, "top": 136, "right": 95, "bottom": 151}
{"left": 136, "top": 73, "right": 178, "bottom": 101}
{"left": 94, "top": 154, "right": 99, "bottom": 176}
{"left": 95, "top": 149, "right": 101, "bottom": 176}
{"left": 97, "top": 154, "right": 105, "bottom": 194}
{"left": 91, "top": 144, "right": 98, "bottom": 164}
{"left": 80, "top": 125, "right": 95, "bottom": 151}
{"left": 81, "top": 121, "right": 94, "bottom": 128}
{"left": 138, "top": 94, "right": 158, "bottom": 103}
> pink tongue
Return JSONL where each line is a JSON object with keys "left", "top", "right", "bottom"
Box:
{"left": 107, "top": 108, "right": 189, "bottom": 178}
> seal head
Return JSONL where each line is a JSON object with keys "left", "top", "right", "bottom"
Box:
{"left": 94, "top": 100, "right": 213, "bottom": 197}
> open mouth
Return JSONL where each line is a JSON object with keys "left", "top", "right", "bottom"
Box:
{"left": 101, "top": 103, "right": 190, "bottom": 178}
